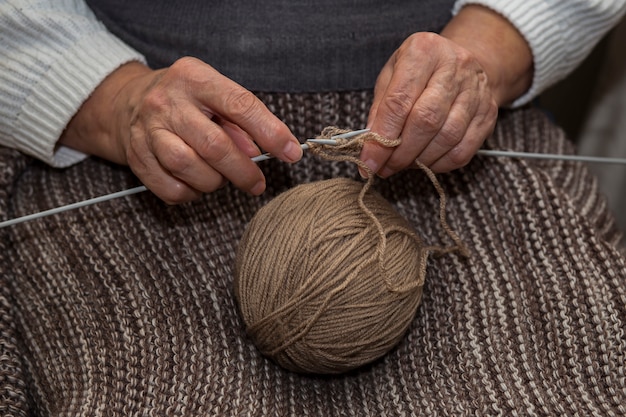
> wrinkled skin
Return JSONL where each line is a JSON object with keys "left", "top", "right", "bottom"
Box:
{"left": 61, "top": 5, "right": 532, "bottom": 203}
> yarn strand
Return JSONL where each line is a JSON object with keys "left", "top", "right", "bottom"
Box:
{"left": 234, "top": 126, "right": 469, "bottom": 374}
{"left": 310, "top": 127, "right": 468, "bottom": 271}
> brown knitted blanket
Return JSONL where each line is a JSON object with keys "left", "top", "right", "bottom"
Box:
{"left": 1, "top": 92, "right": 625, "bottom": 416}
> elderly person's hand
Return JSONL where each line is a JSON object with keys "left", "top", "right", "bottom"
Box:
{"left": 60, "top": 57, "right": 302, "bottom": 204}
{"left": 360, "top": 5, "right": 533, "bottom": 177}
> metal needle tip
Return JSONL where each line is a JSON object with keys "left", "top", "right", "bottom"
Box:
{"left": 306, "top": 128, "right": 371, "bottom": 145}
{"left": 306, "top": 139, "right": 338, "bottom": 145}
{"left": 251, "top": 142, "right": 311, "bottom": 162}
{"left": 331, "top": 128, "right": 371, "bottom": 139}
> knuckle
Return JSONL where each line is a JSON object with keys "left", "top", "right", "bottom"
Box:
{"left": 447, "top": 145, "right": 473, "bottom": 168}
{"left": 486, "top": 99, "right": 499, "bottom": 121}
{"left": 197, "top": 131, "right": 232, "bottom": 163}
{"left": 405, "top": 32, "right": 438, "bottom": 49}
{"left": 141, "top": 88, "right": 170, "bottom": 113}
{"left": 159, "top": 142, "right": 195, "bottom": 174}
{"left": 170, "top": 56, "right": 201, "bottom": 75}
{"left": 222, "top": 89, "right": 259, "bottom": 121}
{"left": 413, "top": 103, "right": 444, "bottom": 133}
{"left": 194, "top": 176, "right": 228, "bottom": 195}
{"left": 437, "top": 119, "right": 466, "bottom": 148}
{"left": 161, "top": 183, "right": 201, "bottom": 205}
{"left": 268, "top": 118, "right": 292, "bottom": 140}
{"left": 381, "top": 90, "right": 413, "bottom": 122}
{"left": 168, "top": 57, "right": 218, "bottom": 88}
{"left": 454, "top": 47, "right": 475, "bottom": 67}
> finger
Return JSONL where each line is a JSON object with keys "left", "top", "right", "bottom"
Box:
{"left": 126, "top": 133, "right": 202, "bottom": 204}
{"left": 367, "top": 56, "right": 395, "bottom": 128}
{"left": 428, "top": 102, "right": 497, "bottom": 172}
{"left": 411, "top": 88, "right": 475, "bottom": 167}
{"left": 220, "top": 119, "right": 261, "bottom": 158}
{"left": 370, "top": 46, "right": 434, "bottom": 140}
{"left": 168, "top": 105, "right": 267, "bottom": 195}
{"left": 360, "top": 53, "right": 434, "bottom": 176}
{"left": 151, "top": 129, "right": 228, "bottom": 194}
{"left": 377, "top": 79, "right": 458, "bottom": 178}
{"left": 185, "top": 63, "right": 301, "bottom": 163}
{"left": 415, "top": 105, "right": 471, "bottom": 168}
{"left": 358, "top": 61, "right": 393, "bottom": 177}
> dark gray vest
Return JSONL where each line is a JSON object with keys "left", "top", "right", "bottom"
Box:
{"left": 85, "top": 0, "right": 455, "bottom": 92}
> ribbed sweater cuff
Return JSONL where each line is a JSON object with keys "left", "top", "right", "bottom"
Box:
{"left": 14, "top": 32, "right": 145, "bottom": 168}
{"left": 453, "top": 0, "right": 566, "bottom": 107}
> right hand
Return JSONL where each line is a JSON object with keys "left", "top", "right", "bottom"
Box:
{"left": 61, "top": 57, "right": 302, "bottom": 204}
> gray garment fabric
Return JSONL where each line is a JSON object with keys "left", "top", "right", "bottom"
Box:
{"left": 84, "top": 0, "right": 454, "bottom": 91}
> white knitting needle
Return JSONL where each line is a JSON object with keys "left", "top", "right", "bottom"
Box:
{"left": 0, "top": 185, "right": 149, "bottom": 228}
{"left": 2, "top": 128, "right": 625, "bottom": 229}
{"left": 251, "top": 128, "right": 370, "bottom": 162}
{"left": 312, "top": 128, "right": 626, "bottom": 165}
{"left": 477, "top": 149, "right": 626, "bottom": 165}
{"left": 0, "top": 130, "right": 369, "bottom": 229}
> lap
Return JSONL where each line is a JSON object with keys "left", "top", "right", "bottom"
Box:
{"left": 1, "top": 99, "right": 624, "bottom": 416}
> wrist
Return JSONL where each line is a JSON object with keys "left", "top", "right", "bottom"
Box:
{"left": 60, "top": 61, "right": 153, "bottom": 165}
{"left": 441, "top": 5, "right": 533, "bottom": 106}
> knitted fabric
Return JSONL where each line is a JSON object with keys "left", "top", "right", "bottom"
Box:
{"left": 1, "top": 91, "right": 625, "bottom": 416}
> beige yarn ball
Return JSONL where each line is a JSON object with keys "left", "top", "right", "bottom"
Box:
{"left": 234, "top": 178, "right": 430, "bottom": 374}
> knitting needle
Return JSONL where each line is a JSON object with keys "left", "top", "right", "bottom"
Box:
{"left": 251, "top": 128, "right": 370, "bottom": 162}
{"left": 0, "top": 185, "right": 149, "bottom": 228}
{"left": 0, "top": 132, "right": 365, "bottom": 229}
{"left": 477, "top": 149, "right": 626, "bottom": 165}
{"left": 251, "top": 142, "right": 311, "bottom": 162}
{"left": 2, "top": 128, "right": 624, "bottom": 229}
{"left": 312, "top": 128, "right": 626, "bottom": 165}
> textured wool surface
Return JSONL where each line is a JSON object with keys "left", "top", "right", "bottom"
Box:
{"left": 1, "top": 92, "right": 626, "bottom": 416}
{"left": 235, "top": 130, "right": 466, "bottom": 375}
{"left": 235, "top": 177, "right": 455, "bottom": 374}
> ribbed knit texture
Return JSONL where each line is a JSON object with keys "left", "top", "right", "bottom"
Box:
{"left": 0, "top": 0, "right": 145, "bottom": 167}
{"left": 454, "top": 0, "right": 626, "bottom": 107}
{"left": 1, "top": 91, "right": 625, "bottom": 416}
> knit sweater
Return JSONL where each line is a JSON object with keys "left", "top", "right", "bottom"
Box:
{"left": 1, "top": 0, "right": 625, "bottom": 167}
{"left": 1, "top": 91, "right": 625, "bottom": 416}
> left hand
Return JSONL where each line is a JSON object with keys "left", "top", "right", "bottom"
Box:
{"left": 360, "top": 31, "right": 498, "bottom": 177}
{"left": 360, "top": 5, "right": 533, "bottom": 177}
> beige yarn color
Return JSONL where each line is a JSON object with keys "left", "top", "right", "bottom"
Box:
{"left": 234, "top": 128, "right": 467, "bottom": 374}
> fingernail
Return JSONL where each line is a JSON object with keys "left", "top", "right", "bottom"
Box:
{"left": 284, "top": 141, "right": 303, "bottom": 162}
{"left": 358, "top": 159, "right": 378, "bottom": 179}
{"left": 250, "top": 181, "right": 265, "bottom": 195}
{"left": 364, "top": 159, "right": 378, "bottom": 174}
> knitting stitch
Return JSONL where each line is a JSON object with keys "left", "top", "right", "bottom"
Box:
{"left": 1, "top": 91, "right": 625, "bottom": 416}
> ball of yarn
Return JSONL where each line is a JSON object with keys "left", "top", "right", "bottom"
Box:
{"left": 234, "top": 178, "right": 430, "bottom": 374}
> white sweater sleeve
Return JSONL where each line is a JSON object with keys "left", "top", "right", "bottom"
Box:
{"left": 0, "top": 0, "right": 145, "bottom": 167}
{"left": 453, "top": 0, "right": 626, "bottom": 107}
